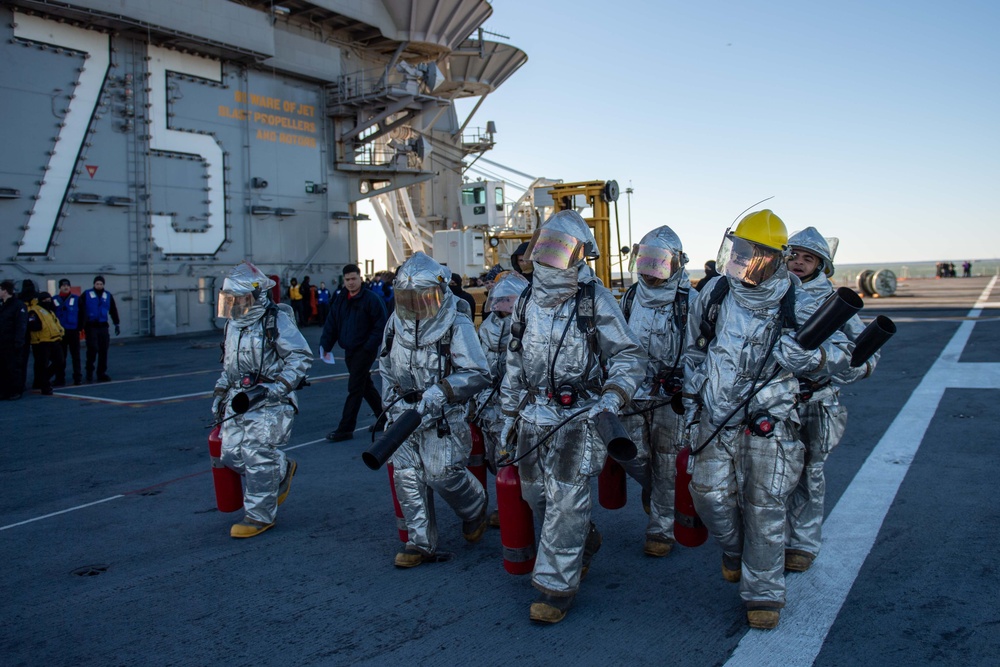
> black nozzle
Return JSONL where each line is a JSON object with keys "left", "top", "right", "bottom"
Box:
{"left": 851, "top": 315, "right": 896, "bottom": 367}
{"left": 796, "top": 286, "right": 864, "bottom": 351}
{"left": 231, "top": 385, "right": 268, "bottom": 415}
{"left": 362, "top": 409, "right": 423, "bottom": 470}
{"left": 594, "top": 411, "right": 636, "bottom": 462}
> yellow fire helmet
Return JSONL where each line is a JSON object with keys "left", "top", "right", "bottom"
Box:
{"left": 733, "top": 209, "right": 788, "bottom": 250}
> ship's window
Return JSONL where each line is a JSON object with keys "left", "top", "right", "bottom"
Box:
{"left": 462, "top": 187, "right": 486, "bottom": 206}
{"left": 495, "top": 187, "right": 504, "bottom": 211}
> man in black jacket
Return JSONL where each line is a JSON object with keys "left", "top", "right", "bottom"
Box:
{"left": 320, "top": 264, "right": 388, "bottom": 442}
{"left": 0, "top": 279, "right": 29, "bottom": 400}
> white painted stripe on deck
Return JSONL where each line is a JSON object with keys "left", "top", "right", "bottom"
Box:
{"left": 58, "top": 371, "right": 351, "bottom": 404}
{"left": 0, "top": 495, "right": 125, "bottom": 531}
{"left": 0, "top": 427, "right": 372, "bottom": 530}
{"left": 725, "top": 275, "right": 998, "bottom": 666}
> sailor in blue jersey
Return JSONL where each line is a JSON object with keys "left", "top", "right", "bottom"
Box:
{"left": 52, "top": 279, "right": 82, "bottom": 386}
{"left": 81, "top": 275, "right": 120, "bottom": 383}
{"left": 316, "top": 281, "right": 331, "bottom": 328}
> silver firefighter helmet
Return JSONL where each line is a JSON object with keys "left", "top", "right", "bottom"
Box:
{"left": 394, "top": 251, "right": 451, "bottom": 320}
{"left": 218, "top": 261, "right": 274, "bottom": 319}
{"left": 788, "top": 226, "right": 837, "bottom": 277}
{"left": 525, "top": 210, "right": 599, "bottom": 269}
{"left": 630, "top": 225, "right": 687, "bottom": 285}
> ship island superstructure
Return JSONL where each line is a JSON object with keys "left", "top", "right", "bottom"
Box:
{"left": 0, "top": 0, "right": 527, "bottom": 334}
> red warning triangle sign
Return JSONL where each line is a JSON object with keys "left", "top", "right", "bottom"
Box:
{"left": 85, "top": 165, "right": 98, "bottom": 178}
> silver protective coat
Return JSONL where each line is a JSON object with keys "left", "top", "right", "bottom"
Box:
{"left": 215, "top": 270, "right": 312, "bottom": 525}
{"left": 682, "top": 267, "right": 849, "bottom": 607}
{"left": 501, "top": 263, "right": 644, "bottom": 595}
{"left": 620, "top": 250, "right": 691, "bottom": 544}
{"left": 475, "top": 312, "right": 512, "bottom": 467}
{"left": 379, "top": 255, "right": 490, "bottom": 555}
{"left": 786, "top": 271, "right": 878, "bottom": 557}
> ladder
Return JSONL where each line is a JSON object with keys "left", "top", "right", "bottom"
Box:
{"left": 122, "top": 41, "right": 152, "bottom": 335}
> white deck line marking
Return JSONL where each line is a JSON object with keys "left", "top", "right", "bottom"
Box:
{"left": 0, "top": 495, "right": 125, "bottom": 531}
{"left": 0, "top": 423, "right": 374, "bottom": 530}
{"left": 59, "top": 371, "right": 351, "bottom": 404}
{"left": 726, "top": 274, "right": 998, "bottom": 666}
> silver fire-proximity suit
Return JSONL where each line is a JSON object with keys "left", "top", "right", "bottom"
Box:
{"left": 213, "top": 263, "right": 312, "bottom": 529}
{"left": 474, "top": 272, "right": 528, "bottom": 468}
{"left": 785, "top": 228, "right": 877, "bottom": 566}
{"left": 682, "top": 212, "right": 852, "bottom": 622}
{"left": 618, "top": 226, "right": 692, "bottom": 556}
{"left": 500, "top": 211, "right": 644, "bottom": 606}
{"left": 379, "top": 252, "right": 491, "bottom": 559}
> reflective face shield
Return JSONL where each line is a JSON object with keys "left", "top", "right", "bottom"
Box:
{"left": 394, "top": 285, "right": 444, "bottom": 320}
{"left": 629, "top": 243, "right": 682, "bottom": 281}
{"left": 524, "top": 227, "right": 586, "bottom": 270}
{"left": 217, "top": 291, "right": 257, "bottom": 319}
{"left": 717, "top": 233, "right": 785, "bottom": 286}
{"left": 485, "top": 293, "right": 518, "bottom": 315}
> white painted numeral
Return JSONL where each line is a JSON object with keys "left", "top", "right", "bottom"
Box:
{"left": 147, "top": 46, "right": 226, "bottom": 255}
{"left": 14, "top": 11, "right": 110, "bottom": 255}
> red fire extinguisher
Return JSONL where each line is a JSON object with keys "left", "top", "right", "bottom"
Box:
{"left": 208, "top": 425, "right": 243, "bottom": 512}
{"left": 386, "top": 463, "right": 409, "bottom": 543}
{"left": 496, "top": 464, "right": 535, "bottom": 575}
{"left": 674, "top": 445, "right": 708, "bottom": 547}
{"left": 468, "top": 423, "right": 488, "bottom": 489}
{"left": 598, "top": 456, "right": 627, "bottom": 510}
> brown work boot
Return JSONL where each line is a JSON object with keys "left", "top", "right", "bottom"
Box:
{"left": 529, "top": 592, "right": 575, "bottom": 624}
{"left": 785, "top": 549, "right": 816, "bottom": 572}
{"left": 722, "top": 553, "right": 742, "bottom": 583}
{"left": 462, "top": 507, "right": 488, "bottom": 543}
{"left": 643, "top": 535, "right": 674, "bottom": 558}
{"left": 230, "top": 518, "right": 274, "bottom": 538}
{"left": 747, "top": 607, "right": 781, "bottom": 629}
{"left": 276, "top": 459, "right": 297, "bottom": 506}
{"left": 488, "top": 510, "right": 501, "bottom": 529}
{"left": 394, "top": 546, "right": 430, "bottom": 568}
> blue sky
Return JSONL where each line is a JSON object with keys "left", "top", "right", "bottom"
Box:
{"left": 361, "top": 0, "right": 999, "bottom": 269}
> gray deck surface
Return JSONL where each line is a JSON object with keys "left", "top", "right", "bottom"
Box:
{"left": 2, "top": 277, "right": 998, "bottom": 666}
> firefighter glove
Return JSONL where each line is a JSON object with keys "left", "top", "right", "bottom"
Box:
{"left": 262, "top": 382, "right": 285, "bottom": 404}
{"left": 499, "top": 417, "right": 517, "bottom": 461}
{"left": 774, "top": 333, "right": 823, "bottom": 375}
{"left": 417, "top": 384, "right": 447, "bottom": 416}
{"left": 587, "top": 391, "right": 624, "bottom": 421}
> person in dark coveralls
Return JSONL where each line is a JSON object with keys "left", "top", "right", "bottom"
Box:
{"left": 52, "top": 278, "right": 83, "bottom": 386}
{"left": 0, "top": 279, "right": 29, "bottom": 400}
{"left": 320, "top": 263, "right": 388, "bottom": 442}
{"left": 81, "top": 276, "right": 120, "bottom": 382}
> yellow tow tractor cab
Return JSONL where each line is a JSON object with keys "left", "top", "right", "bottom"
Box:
{"left": 486, "top": 180, "right": 620, "bottom": 288}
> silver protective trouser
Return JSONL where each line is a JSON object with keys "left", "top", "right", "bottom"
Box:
{"left": 477, "top": 398, "right": 503, "bottom": 471}
{"left": 785, "top": 394, "right": 848, "bottom": 556}
{"left": 620, "top": 402, "right": 686, "bottom": 542}
{"left": 517, "top": 415, "right": 601, "bottom": 596}
{"left": 390, "top": 407, "right": 486, "bottom": 555}
{"left": 220, "top": 401, "right": 294, "bottom": 524}
{"left": 689, "top": 421, "right": 804, "bottom": 607}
